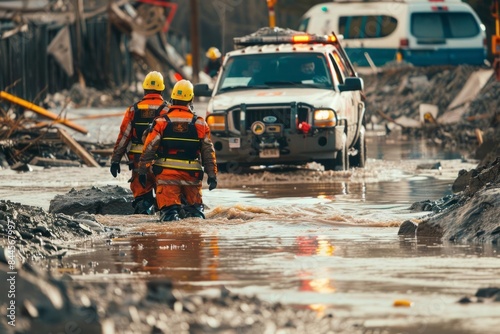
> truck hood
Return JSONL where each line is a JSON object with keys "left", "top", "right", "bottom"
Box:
{"left": 208, "top": 88, "right": 341, "bottom": 112}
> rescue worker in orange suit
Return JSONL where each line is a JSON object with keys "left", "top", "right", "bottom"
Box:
{"left": 138, "top": 79, "right": 218, "bottom": 222}
{"left": 204, "top": 47, "right": 222, "bottom": 78}
{"left": 110, "top": 71, "right": 168, "bottom": 214}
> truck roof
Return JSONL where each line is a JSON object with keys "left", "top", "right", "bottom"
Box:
{"left": 228, "top": 43, "right": 338, "bottom": 56}
{"left": 233, "top": 26, "right": 343, "bottom": 49}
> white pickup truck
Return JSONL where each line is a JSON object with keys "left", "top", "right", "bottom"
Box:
{"left": 194, "top": 27, "right": 366, "bottom": 173}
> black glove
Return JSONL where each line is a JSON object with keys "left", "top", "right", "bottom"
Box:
{"left": 139, "top": 174, "right": 147, "bottom": 188}
{"left": 110, "top": 162, "right": 120, "bottom": 177}
{"left": 207, "top": 177, "right": 217, "bottom": 191}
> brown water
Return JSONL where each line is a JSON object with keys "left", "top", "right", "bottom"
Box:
{"left": 1, "top": 110, "right": 499, "bottom": 333}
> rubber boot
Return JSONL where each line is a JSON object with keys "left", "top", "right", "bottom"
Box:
{"left": 132, "top": 192, "right": 155, "bottom": 215}
{"left": 183, "top": 204, "right": 205, "bottom": 219}
{"left": 160, "top": 205, "right": 181, "bottom": 222}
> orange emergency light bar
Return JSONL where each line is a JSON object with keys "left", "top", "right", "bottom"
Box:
{"left": 235, "top": 31, "right": 338, "bottom": 47}
{"left": 292, "top": 35, "right": 310, "bottom": 43}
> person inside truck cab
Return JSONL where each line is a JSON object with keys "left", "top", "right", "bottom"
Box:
{"left": 298, "top": 60, "right": 329, "bottom": 84}
{"left": 242, "top": 59, "right": 262, "bottom": 77}
{"left": 248, "top": 60, "right": 273, "bottom": 86}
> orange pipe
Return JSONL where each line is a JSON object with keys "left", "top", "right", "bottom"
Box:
{"left": 0, "top": 91, "right": 88, "bottom": 134}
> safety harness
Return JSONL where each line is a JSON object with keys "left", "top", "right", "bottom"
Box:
{"left": 153, "top": 112, "right": 203, "bottom": 172}
{"left": 129, "top": 101, "right": 167, "bottom": 154}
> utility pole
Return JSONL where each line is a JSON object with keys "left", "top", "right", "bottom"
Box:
{"left": 190, "top": 0, "right": 200, "bottom": 84}
{"left": 266, "top": 0, "right": 277, "bottom": 28}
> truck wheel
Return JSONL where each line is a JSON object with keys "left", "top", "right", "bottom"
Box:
{"left": 319, "top": 133, "right": 349, "bottom": 171}
{"left": 217, "top": 163, "right": 228, "bottom": 173}
{"left": 350, "top": 125, "right": 366, "bottom": 168}
{"left": 334, "top": 133, "right": 349, "bottom": 171}
{"left": 217, "top": 162, "right": 243, "bottom": 174}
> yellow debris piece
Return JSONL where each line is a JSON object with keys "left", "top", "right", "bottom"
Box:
{"left": 393, "top": 299, "right": 413, "bottom": 307}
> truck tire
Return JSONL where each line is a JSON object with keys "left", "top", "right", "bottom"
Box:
{"left": 319, "top": 133, "right": 349, "bottom": 171}
{"left": 350, "top": 125, "right": 366, "bottom": 168}
{"left": 334, "top": 133, "right": 349, "bottom": 171}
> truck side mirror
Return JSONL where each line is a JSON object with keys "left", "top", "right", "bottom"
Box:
{"left": 194, "top": 84, "right": 213, "bottom": 97}
{"left": 338, "top": 77, "right": 364, "bottom": 92}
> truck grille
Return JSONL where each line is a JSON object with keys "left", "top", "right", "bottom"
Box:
{"left": 230, "top": 104, "right": 311, "bottom": 131}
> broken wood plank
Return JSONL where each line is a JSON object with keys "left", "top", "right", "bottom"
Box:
{"left": 57, "top": 128, "right": 100, "bottom": 167}
{"left": 0, "top": 91, "right": 88, "bottom": 134}
{"left": 90, "top": 148, "right": 113, "bottom": 156}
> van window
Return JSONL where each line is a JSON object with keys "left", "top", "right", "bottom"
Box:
{"left": 411, "top": 12, "right": 480, "bottom": 39}
{"left": 298, "top": 17, "right": 309, "bottom": 32}
{"left": 339, "top": 15, "right": 397, "bottom": 39}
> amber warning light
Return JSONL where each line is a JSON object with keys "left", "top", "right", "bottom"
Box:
{"left": 234, "top": 30, "right": 339, "bottom": 47}
{"left": 292, "top": 35, "right": 310, "bottom": 43}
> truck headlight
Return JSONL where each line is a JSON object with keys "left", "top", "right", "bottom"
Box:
{"left": 207, "top": 114, "right": 226, "bottom": 132}
{"left": 314, "top": 109, "right": 336, "bottom": 127}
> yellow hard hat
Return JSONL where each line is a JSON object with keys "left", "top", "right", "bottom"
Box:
{"left": 143, "top": 71, "right": 165, "bottom": 91}
{"left": 171, "top": 79, "right": 194, "bottom": 101}
{"left": 206, "top": 47, "right": 221, "bottom": 60}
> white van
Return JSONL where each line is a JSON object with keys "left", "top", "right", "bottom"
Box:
{"left": 298, "top": 0, "right": 487, "bottom": 67}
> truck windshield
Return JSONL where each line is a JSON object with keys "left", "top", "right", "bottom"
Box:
{"left": 216, "top": 53, "right": 334, "bottom": 93}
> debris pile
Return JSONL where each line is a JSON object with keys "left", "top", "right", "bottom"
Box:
{"left": 363, "top": 64, "right": 499, "bottom": 152}
{"left": 0, "top": 199, "right": 103, "bottom": 261}
{"left": 0, "top": 93, "right": 113, "bottom": 169}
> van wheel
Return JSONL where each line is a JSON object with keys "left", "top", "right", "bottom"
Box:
{"left": 350, "top": 125, "right": 366, "bottom": 168}
{"left": 334, "top": 133, "right": 349, "bottom": 171}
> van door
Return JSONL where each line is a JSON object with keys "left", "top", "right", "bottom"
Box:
{"left": 408, "top": 9, "right": 485, "bottom": 66}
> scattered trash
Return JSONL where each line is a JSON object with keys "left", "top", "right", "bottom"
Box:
{"left": 393, "top": 299, "right": 413, "bottom": 307}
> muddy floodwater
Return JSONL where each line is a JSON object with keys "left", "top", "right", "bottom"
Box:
{"left": 1, "top": 122, "right": 500, "bottom": 333}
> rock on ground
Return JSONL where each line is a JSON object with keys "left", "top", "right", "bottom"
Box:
{"left": 49, "top": 185, "right": 134, "bottom": 215}
{"left": 400, "top": 158, "right": 500, "bottom": 243}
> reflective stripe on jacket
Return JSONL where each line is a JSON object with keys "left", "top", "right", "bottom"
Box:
{"left": 154, "top": 157, "right": 203, "bottom": 171}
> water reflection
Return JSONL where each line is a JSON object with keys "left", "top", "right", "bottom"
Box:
{"left": 367, "top": 135, "right": 466, "bottom": 161}
{"left": 238, "top": 178, "right": 452, "bottom": 204}
{"left": 63, "top": 220, "right": 500, "bottom": 332}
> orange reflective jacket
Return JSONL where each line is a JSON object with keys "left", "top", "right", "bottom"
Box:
{"left": 139, "top": 106, "right": 218, "bottom": 177}
{"left": 111, "top": 93, "right": 167, "bottom": 163}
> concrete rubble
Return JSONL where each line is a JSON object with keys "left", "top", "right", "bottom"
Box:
{"left": 363, "top": 64, "right": 499, "bottom": 150}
